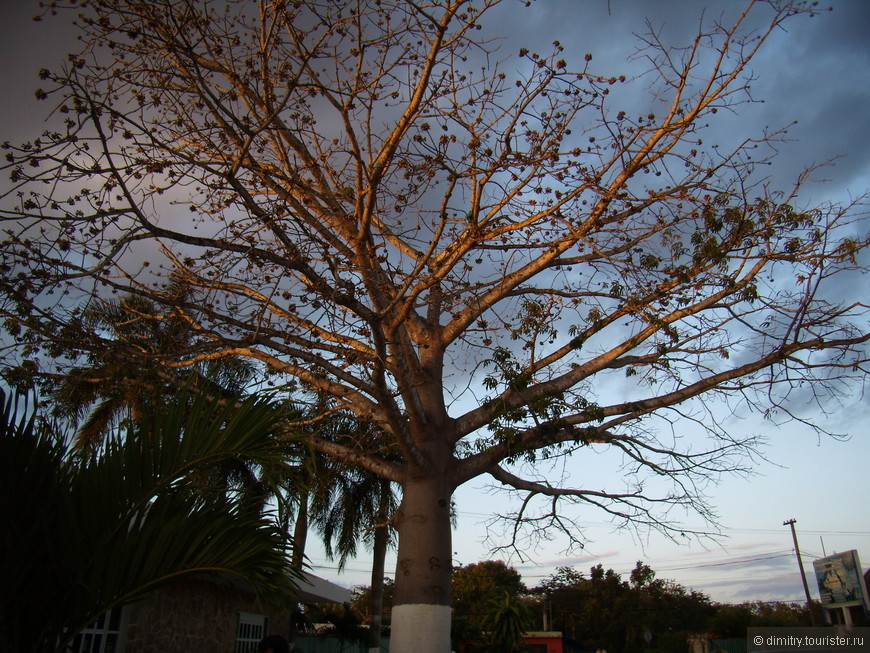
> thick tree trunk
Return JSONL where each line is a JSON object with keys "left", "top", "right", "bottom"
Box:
{"left": 389, "top": 475, "right": 454, "bottom": 653}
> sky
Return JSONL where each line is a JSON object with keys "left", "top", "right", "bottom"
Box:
{"left": 1, "top": 0, "right": 869, "bottom": 607}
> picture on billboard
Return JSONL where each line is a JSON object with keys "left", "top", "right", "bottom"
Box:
{"left": 812, "top": 550, "right": 868, "bottom": 608}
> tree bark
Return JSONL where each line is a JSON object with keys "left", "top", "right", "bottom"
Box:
{"left": 289, "top": 488, "right": 309, "bottom": 648}
{"left": 367, "top": 483, "right": 392, "bottom": 653}
{"left": 389, "top": 474, "right": 454, "bottom": 653}
{"left": 367, "top": 515, "right": 388, "bottom": 653}
{"left": 291, "top": 488, "right": 309, "bottom": 572}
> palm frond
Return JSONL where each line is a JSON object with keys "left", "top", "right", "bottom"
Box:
{"left": 1, "top": 387, "right": 304, "bottom": 653}
{"left": 72, "top": 396, "right": 128, "bottom": 453}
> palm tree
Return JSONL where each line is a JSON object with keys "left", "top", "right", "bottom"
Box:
{"left": 322, "top": 476, "right": 397, "bottom": 653}
{"left": 312, "top": 417, "right": 400, "bottom": 653}
{"left": 0, "top": 387, "right": 302, "bottom": 653}
{"left": 28, "top": 290, "right": 404, "bottom": 653}
{"left": 481, "top": 590, "right": 532, "bottom": 653}
{"left": 43, "top": 290, "right": 383, "bottom": 584}
{"left": 43, "top": 287, "right": 294, "bottom": 513}
{"left": 263, "top": 404, "right": 400, "bottom": 652}
{"left": 46, "top": 290, "right": 396, "bottom": 652}
{"left": 48, "top": 285, "right": 255, "bottom": 454}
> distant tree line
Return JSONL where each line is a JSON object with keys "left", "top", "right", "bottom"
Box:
{"left": 350, "top": 560, "right": 819, "bottom": 653}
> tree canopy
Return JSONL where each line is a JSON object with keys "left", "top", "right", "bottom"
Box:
{"left": 451, "top": 560, "right": 527, "bottom": 646}
{"left": 1, "top": 1, "right": 868, "bottom": 651}
{"left": 532, "top": 562, "right": 715, "bottom": 653}
{"left": 45, "top": 285, "right": 257, "bottom": 453}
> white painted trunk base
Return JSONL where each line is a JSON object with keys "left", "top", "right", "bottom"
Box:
{"left": 389, "top": 604, "right": 452, "bottom": 653}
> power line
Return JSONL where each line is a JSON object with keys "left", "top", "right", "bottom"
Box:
{"left": 726, "top": 528, "right": 870, "bottom": 536}
{"left": 660, "top": 552, "right": 794, "bottom": 572}
{"left": 516, "top": 550, "right": 797, "bottom": 578}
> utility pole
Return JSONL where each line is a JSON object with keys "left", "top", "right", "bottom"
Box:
{"left": 784, "top": 518, "right": 816, "bottom": 625}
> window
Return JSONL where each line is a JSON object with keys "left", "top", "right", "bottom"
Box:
{"left": 236, "top": 611, "right": 268, "bottom": 653}
{"left": 70, "top": 605, "right": 126, "bottom": 653}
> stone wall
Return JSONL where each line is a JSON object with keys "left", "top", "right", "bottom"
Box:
{"left": 124, "top": 575, "right": 292, "bottom": 653}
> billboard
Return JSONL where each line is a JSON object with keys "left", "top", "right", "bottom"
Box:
{"left": 813, "top": 550, "right": 869, "bottom": 608}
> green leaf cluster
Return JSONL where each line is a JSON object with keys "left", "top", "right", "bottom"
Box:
{"left": 481, "top": 590, "right": 533, "bottom": 652}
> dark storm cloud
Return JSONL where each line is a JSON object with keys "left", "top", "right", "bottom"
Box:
{"left": 4, "top": 0, "right": 867, "bottom": 199}
{"left": 482, "top": 0, "right": 870, "bottom": 201}
{"left": 745, "top": 2, "right": 870, "bottom": 193}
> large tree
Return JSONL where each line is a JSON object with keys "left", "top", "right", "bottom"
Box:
{"left": 1, "top": 1, "right": 868, "bottom": 651}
